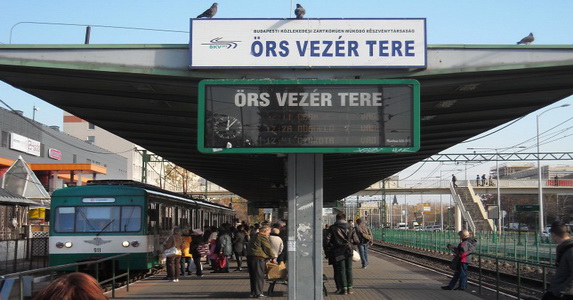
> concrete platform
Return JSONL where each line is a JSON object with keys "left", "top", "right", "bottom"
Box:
{"left": 108, "top": 251, "right": 509, "bottom": 299}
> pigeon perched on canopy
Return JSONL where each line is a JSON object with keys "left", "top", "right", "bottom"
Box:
{"left": 516, "top": 33, "right": 534, "bottom": 45}
{"left": 197, "top": 3, "right": 218, "bottom": 18}
{"left": 295, "top": 4, "right": 305, "bottom": 19}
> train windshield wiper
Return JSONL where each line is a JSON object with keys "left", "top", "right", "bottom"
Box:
{"left": 123, "top": 207, "right": 136, "bottom": 232}
{"left": 76, "top": 208, "right": 96, "bottom": 232}
{"left": 96, "top": 219, "right": 115, "bottom": 236}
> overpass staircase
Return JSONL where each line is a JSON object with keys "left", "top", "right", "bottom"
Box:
{"left": 450, "top": 182, "right": 496, "bottom": 233}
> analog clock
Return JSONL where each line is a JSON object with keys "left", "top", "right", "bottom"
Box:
{"left": 213, "top": 116, "right": 242, "bottom": 139}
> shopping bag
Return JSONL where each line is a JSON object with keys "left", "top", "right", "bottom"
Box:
{"left": 188, "top": 259, "right": 196, "bottom": 273}
{"left": 216, "top": 254, "right": 227, "bottom": 268}
{"left": 164, "top": 246, "right": 181, "bottom": 257}
{"left": 266, "top": 262, "right": 287, "bottom": 280}
{"left": 352, "top": 250, "right": 360, "bottom": 262}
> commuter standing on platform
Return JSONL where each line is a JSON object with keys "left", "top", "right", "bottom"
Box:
{"left": 269, "top": 227, "right": 284, "bottom": 260}
{"left": 180, "top": 228, "right": 192, "bottom": 276}
{"left": 324, "top": 212, "right": 360, "bottom": 295}
{"left": 189, "top": 228, "right": 205, "bottom": 277}
{"left": 355, "top": 218, "right": 373, "bottom": 269}
{"left": 164, "top": 227, "right": 184, "bottom": 282}
{"left": 232, "top": 224, "right": 247, "bottom": 271}
{"left": 476, "top": 175, "right": 481, "bottom": 186}
{"left": 542, "top": 222, "right": 573, "bottom": 300}
{"left": 442, "top": 229, "right": 476, "bottom": 291}
{"left": 215, "top": 224, "right": 233, "bottom": 273}
{"left": 247, "top": 225, "right": 275, "bottom": 298}
{"left": 481, "top": 174, "right": 486, "bottom": 186}
{"left": 277, "top": 220, "right": 288, "bottom": 263}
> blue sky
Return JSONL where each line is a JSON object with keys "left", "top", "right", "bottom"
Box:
{"left": 1, "top": 0, "right": 572, "bottom": 186}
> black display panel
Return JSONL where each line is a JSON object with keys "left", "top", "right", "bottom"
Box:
{"left": 198, "top": 79, "right": 420, "bottom": 154}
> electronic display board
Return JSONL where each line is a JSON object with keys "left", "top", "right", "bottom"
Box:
{"left": 198, "top": 79, "right": 420, "bottom": 154}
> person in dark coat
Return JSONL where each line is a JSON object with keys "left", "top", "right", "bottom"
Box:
{"left": 214, "top": 224, "right": 233, "bottom": 273}
{"left": 232, "top": 225, "right": 247, "bottom": 271}
{"left": 323, "top": 212, "right": 360, "bottom": 295}
{"left": 189, "top": 229, "right": 205, "bottom": 277}
{"left": 543, "top": 222, "right": 573, "bottom": 300}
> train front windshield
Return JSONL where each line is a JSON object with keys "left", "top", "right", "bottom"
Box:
{"left": 54, "top": 206, "right": 142, "bottom": 233}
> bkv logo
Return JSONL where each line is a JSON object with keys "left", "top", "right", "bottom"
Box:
{"left": 201, "top": 37, "right": 241, "bottom": 49}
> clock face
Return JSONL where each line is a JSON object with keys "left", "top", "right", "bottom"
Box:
{"left": 213, "top": 116, "right": 242, "bottom": 139}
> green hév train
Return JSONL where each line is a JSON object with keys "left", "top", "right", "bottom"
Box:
{"left": 49, "top": 180, "right": 234, "bottom": 271}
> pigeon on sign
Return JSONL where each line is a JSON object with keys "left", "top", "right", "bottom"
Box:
{"left": 516, "top": 33, "right": 534, "bottom": 45}
{"left": 197, "top": 3, "right": 218, "bottom": 18}
{"left": 295, "top": 4, "right": 306, "bottom": 19}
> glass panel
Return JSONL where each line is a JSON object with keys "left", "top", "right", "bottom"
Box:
{"left": 76, "top": 206, "right": 120, "bottom": 233}
{"left": 121, "top": 206, "right": 141, "bottom": 232}
{"left": 55, "top": 207, "right": 75, "bottom": 232}
{"left": 54, "top": 206, "right": 142, "bottom": 233}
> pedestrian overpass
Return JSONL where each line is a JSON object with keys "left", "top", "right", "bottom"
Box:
{"left": 357, "top": 178, "right": 573, "bottom": 233}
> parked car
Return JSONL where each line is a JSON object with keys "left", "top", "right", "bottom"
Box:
{"left": 509, "top": 223, "right": 529, "bottom": 231}
{"left": 542, "top": 225, "right": 552, "bottom": 237}
{"left": 425, "top": 225, "right": 442, "bottom": 232}
{"left": 396, "top": 223, "right": 408, "bottom": 230}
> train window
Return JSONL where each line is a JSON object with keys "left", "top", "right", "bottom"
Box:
{"left": 122, "top": 206, "right": 142, "bottom": 232}
{"left": 54, "top": 206, "right": 141, "bottom": 233}
{"left": 149, "top": 209, "right": 159, "bottom": 221}
{"left": 54, "top": 207, "right": 75, "bottom": 232}
{"left": 76, "top": 207, "right": 120, "bottom": 232}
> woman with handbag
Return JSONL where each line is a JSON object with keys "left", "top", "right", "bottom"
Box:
{"left": 214, "top": 224, "right": 233, "bottom": 273}
{"left": 441, "top": 229, "right": 477, "bottom": 291}
{"left": 164, "top": 227, "right": 184, "bottom": 282}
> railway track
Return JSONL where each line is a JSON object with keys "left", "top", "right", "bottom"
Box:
{"left": 372, "top": 242, "right": 547, "bottom": 299}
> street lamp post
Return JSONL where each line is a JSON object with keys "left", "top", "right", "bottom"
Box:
{"left": 32, "top": 106, "right": 39, "bottom": 121}
{"left": 536, "top": 104, "right": 570, "bottom": 236}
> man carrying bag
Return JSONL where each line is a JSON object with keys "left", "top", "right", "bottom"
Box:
{"left": 355, "top": 218, "right": 373, "bottom": 269}
{"left": 323, "top": 213, "right": 360, "bottom": 295}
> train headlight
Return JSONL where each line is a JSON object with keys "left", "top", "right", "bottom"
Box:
{"left": 64, "top": 241, "right": 73, "bottom": 248}
{"left": 122, "top": 241, "right": 130, "bottom": 247}
{"left": 56, "top": 242, "right": 64, "bottom": 248}
{"left": 131, "top": 241, "right": 140, "bottom": 247}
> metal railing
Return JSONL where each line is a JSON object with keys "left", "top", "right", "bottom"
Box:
{"left": 449, "top": 183, "right": 477, "bottom": 233}
{"left": 0, "top": 253, "right": 131, "bottom": 299}
{"left": 475, "top": 252, "right": 554, "bottom": 300}
{"left": 372, "top": 229, "right": 556, "bottom": 299}
{"left": 375, "top": 229, "right": 555, "bottom": 264}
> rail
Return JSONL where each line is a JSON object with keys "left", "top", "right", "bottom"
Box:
{"left": 0, "top": 253, "right": 131, "bottom": 299}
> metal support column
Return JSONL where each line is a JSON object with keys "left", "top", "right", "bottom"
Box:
{"left": 455, "top": 205, "right": 463, "bottom": 232}
{"left": 287, "top": 154, "right": 323, "bottom": 300}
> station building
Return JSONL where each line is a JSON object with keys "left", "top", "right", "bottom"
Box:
{"left": 0, "top": 107, "right": 128, "bottom": 192}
